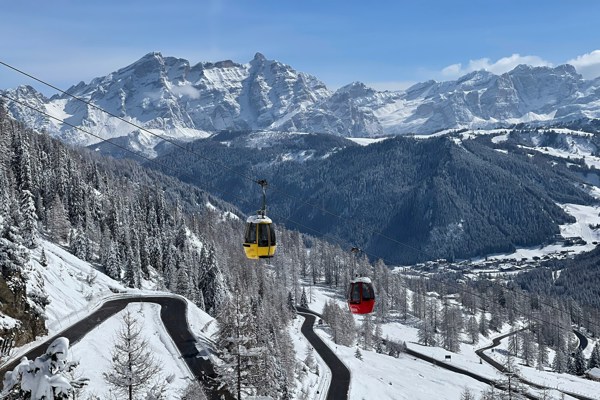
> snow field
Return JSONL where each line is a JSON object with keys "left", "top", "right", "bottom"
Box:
{"left": 70, "top": 303, "right": 192, "bottom": 399}
{"left": 314, "top": 330, "right": 491, "bottom": 400}
{"left": 306, "top": 284, "right": 495, "bottom": 399}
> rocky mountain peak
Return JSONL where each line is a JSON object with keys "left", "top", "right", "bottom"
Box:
{"left": 3, "top": 53, "right": 600, "bottom": 150}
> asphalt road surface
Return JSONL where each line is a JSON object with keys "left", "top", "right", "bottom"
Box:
{"left": 296, "top": 306, "right": 351, "bottom": 400}
{"left": 476, "top": 328, "right": 593, "bottom": 400}
{"left": 0, "top": 296, "right": 234, "bottom": 400}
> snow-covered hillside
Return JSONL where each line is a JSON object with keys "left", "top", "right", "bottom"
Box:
{"left": 2, "top": 239, "right": 216, "bottom": 399}
{"left": 4, "top": 54, "right": 600, "bottom": 157}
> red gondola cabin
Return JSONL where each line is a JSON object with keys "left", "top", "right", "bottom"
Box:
{"left": 347, "top": 277, "right": 375, "bottom": 314}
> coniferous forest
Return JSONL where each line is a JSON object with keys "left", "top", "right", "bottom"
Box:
{"left": 150, "top": 131, "right": 594, "bottom": 264}
{"left": 2, "top": 101, "right": 600, "bottom": 398}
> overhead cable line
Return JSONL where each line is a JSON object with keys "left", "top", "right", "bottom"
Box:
{"left": 4, "top": 91, "right": 593, "bottom": 336}
{"left": 2, "top": 66, "right": 598, "bottom": 335}
{"left": 0, "top": 59, "right": 423, "bottom": 256}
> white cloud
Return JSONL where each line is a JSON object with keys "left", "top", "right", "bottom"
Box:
{"left": 567, "top": 50, "right": 600, "bottom": 79}
{"left": 441, "top": 54, "right": 552, "bottom": 79}
{"left": 170, "top": 83, "right": 201, "bottom": 99}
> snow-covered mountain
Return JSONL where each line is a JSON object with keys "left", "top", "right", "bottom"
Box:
{"left": 3, "top": 53, "right": 600, "bottom": 153}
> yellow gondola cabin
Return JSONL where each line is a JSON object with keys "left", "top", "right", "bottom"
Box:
{"left": 243, "top": 215, "right": 276, "bottom": 259}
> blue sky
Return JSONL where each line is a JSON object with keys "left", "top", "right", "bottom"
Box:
{"left": 2, "top": 0, "right": 600, "bottom": 95}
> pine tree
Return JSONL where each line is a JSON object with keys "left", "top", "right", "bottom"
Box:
{"left": 572, "top": 347, "right": 586, "bottom": 375}
{"left": 47, "top": 195, "right": 70, "bottom": 243}
{"left": 588, "top": 342, "right": 600, "bottom": 369}
{"left": 440, "top": 304, "right": 462, "bottom": 353}
{"left": 19, "top": 189, "right": 38, "bottom": 248}
{"left": 287, "top": 291, "right": 296, "bottom": 314}
{"left": 354, "top": 347, "right": 363, "bottom": 360}
{"left": 536, "top": 341, "right": 549, "bottom": 371}
{"left": 304, "top": 347, "right": 316, "bottom": 372}
{"left": 300, "top": 287, "right": 308, "bottom": 308}
{"left": 460, "top": 387, "right": 476, "bottom": 400}
{"left": 71, "top": 228, "right": 88, "bottom": 261}
{"left": 103, "top": 310, "right": 165, "bottom": 400}
{"left": 104, "top": 242, "right": 121, "bottom": 281}
{"left": 0, "top": 214, "right": 29, "bottom": 276}
{"left": 215, "top": 288, "right": 261, "bottom": 399}
{"left": 552, "top": 349, "right": 568, "bottom": 373}
{"left": 39, "top": 248, "right": 48, "bottom": 267}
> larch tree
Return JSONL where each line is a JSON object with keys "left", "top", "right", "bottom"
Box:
{"left": 103, "top": 310, "right": 166, "bottom": 400}
{"left": 466, "top": 315, "right": 479, "bottom": 345}
{"left": 360, "top": 313, "right": 374, "bottom": 350}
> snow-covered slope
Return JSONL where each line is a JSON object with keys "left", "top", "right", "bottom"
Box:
{"left": 3, "top": 239, "right": 216, "bottom": 398}
{"left": 5, "top": 54, "right": 600, "bottom": 156}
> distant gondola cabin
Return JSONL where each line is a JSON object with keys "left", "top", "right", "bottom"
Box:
{"left": 347, "top": 277, "right": 375, "bottom": 314}
{"left": 243, "top": 215, "right": 276, "bottom": 259}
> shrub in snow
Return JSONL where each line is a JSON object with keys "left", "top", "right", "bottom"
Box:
{"left": 1, "top": 337, "right": 87, "bottom": 399}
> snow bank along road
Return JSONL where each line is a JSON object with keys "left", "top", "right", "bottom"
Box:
{"left": 0, "top": 296, "right": 235, "bottom": 400}
{"left": 296, "top": 306, "right": 351, "bottom": 400}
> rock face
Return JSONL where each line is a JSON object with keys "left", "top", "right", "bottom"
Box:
{"left": 0, "top": 269, "right": 46, "bottom": 346}
{"left": 3, "top": 53, "right": 600, "bottom": 153}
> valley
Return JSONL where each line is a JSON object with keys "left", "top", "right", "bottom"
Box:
{"left": 2, "top": 39, "right": 600, "bottom": 400}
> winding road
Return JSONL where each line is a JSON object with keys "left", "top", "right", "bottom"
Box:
{"left": 476, "top": 328, "right": 593, "bottom": 400}
{"left": 5, "top": 296, "right": 591, "bottom": 400}
{"left": 0, "top": 296, "right": 234, "bottom": 400}
{"left": 296, "top": 306, "right": 351, "bottom": 400}
{"left": 1, "top": 298, "right": 351, "bottom": 400}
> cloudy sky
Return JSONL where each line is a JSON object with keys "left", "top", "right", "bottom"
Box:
{"left": 1, "top": 0, "right": 599, "bottom": 94}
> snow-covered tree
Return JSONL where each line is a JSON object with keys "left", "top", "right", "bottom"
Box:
{"left": 507, "top": 331, "right": 519, "bottom": 356}
{"left": 588, "top": 342, "right": 600, "bottom": 369}
{"left": 300, "top": 287, "right": 308, "bottom": 308}
{"left": 374, "top": 322, "right": 384, "bottom": 353}
{"left": 0, "top": 212, "right": 29, "bottom": 275}
{"left": 1, "top": 337, "right": 87, "bottom": 400}
{"left": 552, "top": 349, "right": 568, "bottom": 373}
{"left": 360, "top": 313, "right": 374, "bottom": 350}
{"left": 571, "top": 347, "right": 586, "bottom": 376}
{"left": 478, "top": 311, "right": 489, "bottom": 338}
{"left": 304, "top": 347, "right": 316, "bottom": 372}
{"left": 466, "top": 315, "right": 479, "bottom": 345}
{"left": 520, "top": 330, "right": 535, "bottom": 367}
{"left": 19, "top": 189, "right": 38, "bottom": 248}
{"left": 287, "top": 291, "right": 296, "bottom": 314}
{"left": 440, "top": 304, "right": 462, "bottom": 353}
{"left": 460, "top": 387, "right": 476, "bottom": 400}
{"left": 536, "top": 334, "right": 549, "bottom": 371}
{"left": 39, "top": 248, "right": 48, "bottom": 267}
{"left": 354, "top": 347, "right": 363, "bottom": 360}
{"left": 103, "top": 310, "right": 166, "bottom": 400}
{"left": 180, "top": 382, "right": 208, "bottom": 400}
{"left": 417, "top": 319, "right": 437, "bottom": 347}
